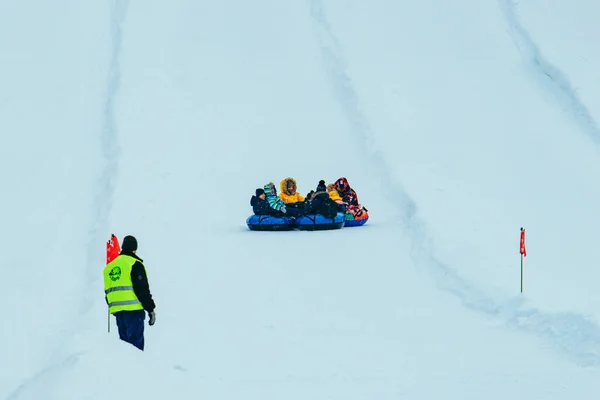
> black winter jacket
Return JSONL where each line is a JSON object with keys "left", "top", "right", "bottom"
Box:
{"left": 126, "top": 251, "right": 156, "bottom": 312}
{"left": 250, "top": 195, "right": 285, "bottom": 217}
{"left": 308, "top": 191, "right": 346, "bottom": 215}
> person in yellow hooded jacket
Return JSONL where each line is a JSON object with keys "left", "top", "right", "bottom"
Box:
{"left": 279, "top": 177, "right": 305, "bottom": 204}
{"left": 327, "top": 183, "right": 343, "bottom": 203}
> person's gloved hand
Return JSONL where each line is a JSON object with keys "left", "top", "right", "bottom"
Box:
{"left": 148, "top": 311, "right": 156, "bottom": 326}
{"left": 281, "top": 206, "right": 287, "bottom": 214}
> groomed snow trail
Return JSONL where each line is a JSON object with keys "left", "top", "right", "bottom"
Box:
{"left": 6, "top": 2, "right": 129, "bottom": 399}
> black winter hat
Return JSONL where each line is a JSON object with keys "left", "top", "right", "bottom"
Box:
{"left": 122, "top": 235, "right": 138, "bottom": 252}
{"left": 255, "top": 188, "right": 265, "bottom": 197}
{"left": 316, "top": 180, "right": 327, "bottom": 192}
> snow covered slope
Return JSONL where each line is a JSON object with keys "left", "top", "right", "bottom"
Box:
{"left": 2, "top": 0, "right": 600, "bottom": 399}
{"left": 0, "top": 1, "right": 110, "bottom": 395}
{"left": 315, "top": 0, "right": 600, "bottom": 338}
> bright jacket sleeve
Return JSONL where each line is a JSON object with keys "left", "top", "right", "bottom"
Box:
{"left": 328, "top": 191, "right": 343, "bottom": 202}
{"left": 281, "top": 192, "right": 305, "bottom": 203}
{"left": 267, "top": 195, "right": 285, "bottom": 210}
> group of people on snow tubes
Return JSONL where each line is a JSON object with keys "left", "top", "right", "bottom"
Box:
{"left": 249, "top": 177, "right": 367, "bottom": 219}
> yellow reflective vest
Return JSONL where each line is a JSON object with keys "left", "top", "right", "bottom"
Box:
{"left": 103, "top": 254, "right": 145, "bottom": 314}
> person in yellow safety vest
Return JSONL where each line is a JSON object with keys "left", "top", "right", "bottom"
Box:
{"left": 104, "top": 235, "right": 156, "bottom": 351}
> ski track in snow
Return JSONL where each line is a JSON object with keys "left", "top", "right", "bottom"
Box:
{"left": 309, "top": 0, "right": 600, "bottom": 368}
{"left": 499, "top": 0, "right": 600, "bottom": 147}
{"left": 85, "top": 0, "right": 127, "bottom": 297}
{"left": 308, "top": 0, "right": 416, "bottom": 221}
{"left": 5, "top": 3, "right": 128, "bottom": 399}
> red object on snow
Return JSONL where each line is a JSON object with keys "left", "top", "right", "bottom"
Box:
{"left": 519, "top": 228, "right": 527, "bottom": 257}
{"left": 106, "top": 234, "right": 121, "bottom": 264}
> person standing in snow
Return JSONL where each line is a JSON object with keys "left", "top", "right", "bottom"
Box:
{"left": 103, "top": 235, "right": 156, "bottom": 351}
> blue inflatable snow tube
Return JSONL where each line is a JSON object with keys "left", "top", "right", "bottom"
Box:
{"left": 294, "top": 212, "right": 345, "bottom": 231}
{"left": 246, "top": 215, "right": 295, "bottom": 231}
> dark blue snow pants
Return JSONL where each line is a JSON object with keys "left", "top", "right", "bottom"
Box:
{"left": 115, "top": 310, "right": 146, "bottom": 351}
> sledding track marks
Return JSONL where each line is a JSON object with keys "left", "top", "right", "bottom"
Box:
{"left": 84, "top": 0, "right": 128, "bottom": 305}
{"left": 499, "top": 0, "right": 600, "bottom": 148}
{"left": 81, "top": 0, "right": 128, "bottom": 312}
{"left": 310, "top": 0, "right": 600, "bottom": 368}
{"left": 89, "top": 0, "right": 128, "bottom": 261}
{"left": 6, "top": 3, "right": 129, "bottom": 400}
{"left": 409, "top": 229, "right": 600, "bottom": 368}
{"left": 308, "top": 0, "right": 416, "bottom": 221}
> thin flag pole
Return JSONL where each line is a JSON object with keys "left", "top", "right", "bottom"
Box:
{"left": 520, "top": 227, "right": 526, "bottom": 293}
{"left": 520, "top": 252, "right": 524, "bottom": 293}
{"left": 107, "top": 238, "right": 110, "bottom": 333}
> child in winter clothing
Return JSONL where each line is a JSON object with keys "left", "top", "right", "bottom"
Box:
{"left": 327, "top": 183, "right": 343, "bottom": 203}
{"left": 250, "top": 188, "right": 284, "bottom": 216}
{"left": 279, "top": 178, "right": 305, "bottom": 204}
{"left": 264, "top": 182, "right": 310, "bottom": 217}
{"left": 305, "top": 180, "right": 342, "bottom": 218}
{"left": 264, "top": 182, "right": 287, "bottom": 213}
{"left": 305, "top": 179, "right": 327, "bottom": 201}
{"left": 326, "top": 183, "right": 346, "bottom": 213}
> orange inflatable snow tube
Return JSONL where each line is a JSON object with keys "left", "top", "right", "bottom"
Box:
{"left": 344, "top": 206, "right": 369, "bottom": 227}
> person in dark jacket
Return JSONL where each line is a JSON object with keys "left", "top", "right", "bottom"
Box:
{"left": 250, "top": 188, "right": 285, "bottom": 216}
{"left": 305, "top": 179, "right": 327, "bottom": 201}
{"left": 306, "top": 180, "right": 342, "bottom": 217}
{"left": 250, "top": 187, "right": 309, "bottom": 217}
{"left": 104, "top": 235, "right": 156, "bottom": 351}
{"left": 334, "top": 177, "right": 367, "bottom": 216}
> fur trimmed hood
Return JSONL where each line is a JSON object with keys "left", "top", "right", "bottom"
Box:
{"left": 280, "top": 177, "right": 298, "bottom": 196}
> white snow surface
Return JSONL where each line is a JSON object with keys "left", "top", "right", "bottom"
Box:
{"left": 1, "top": 0, "right": 600, "bottom": 399}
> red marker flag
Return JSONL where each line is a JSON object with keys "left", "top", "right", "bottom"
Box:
{"left": 106, "top": 234, "right": 120, "bottom": 264}
{"left": 106, "top": 234, "right": 121, "bottom": 333}
{"left": 519, "top": 228, "right": 526, "bottom": 257}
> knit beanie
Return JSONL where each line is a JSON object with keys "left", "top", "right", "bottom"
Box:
{"left": 316, "top": 180, "right": 327, "bottom": 192}
{"left": 122, "top": 235, "right": 138, "bottom": 252}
